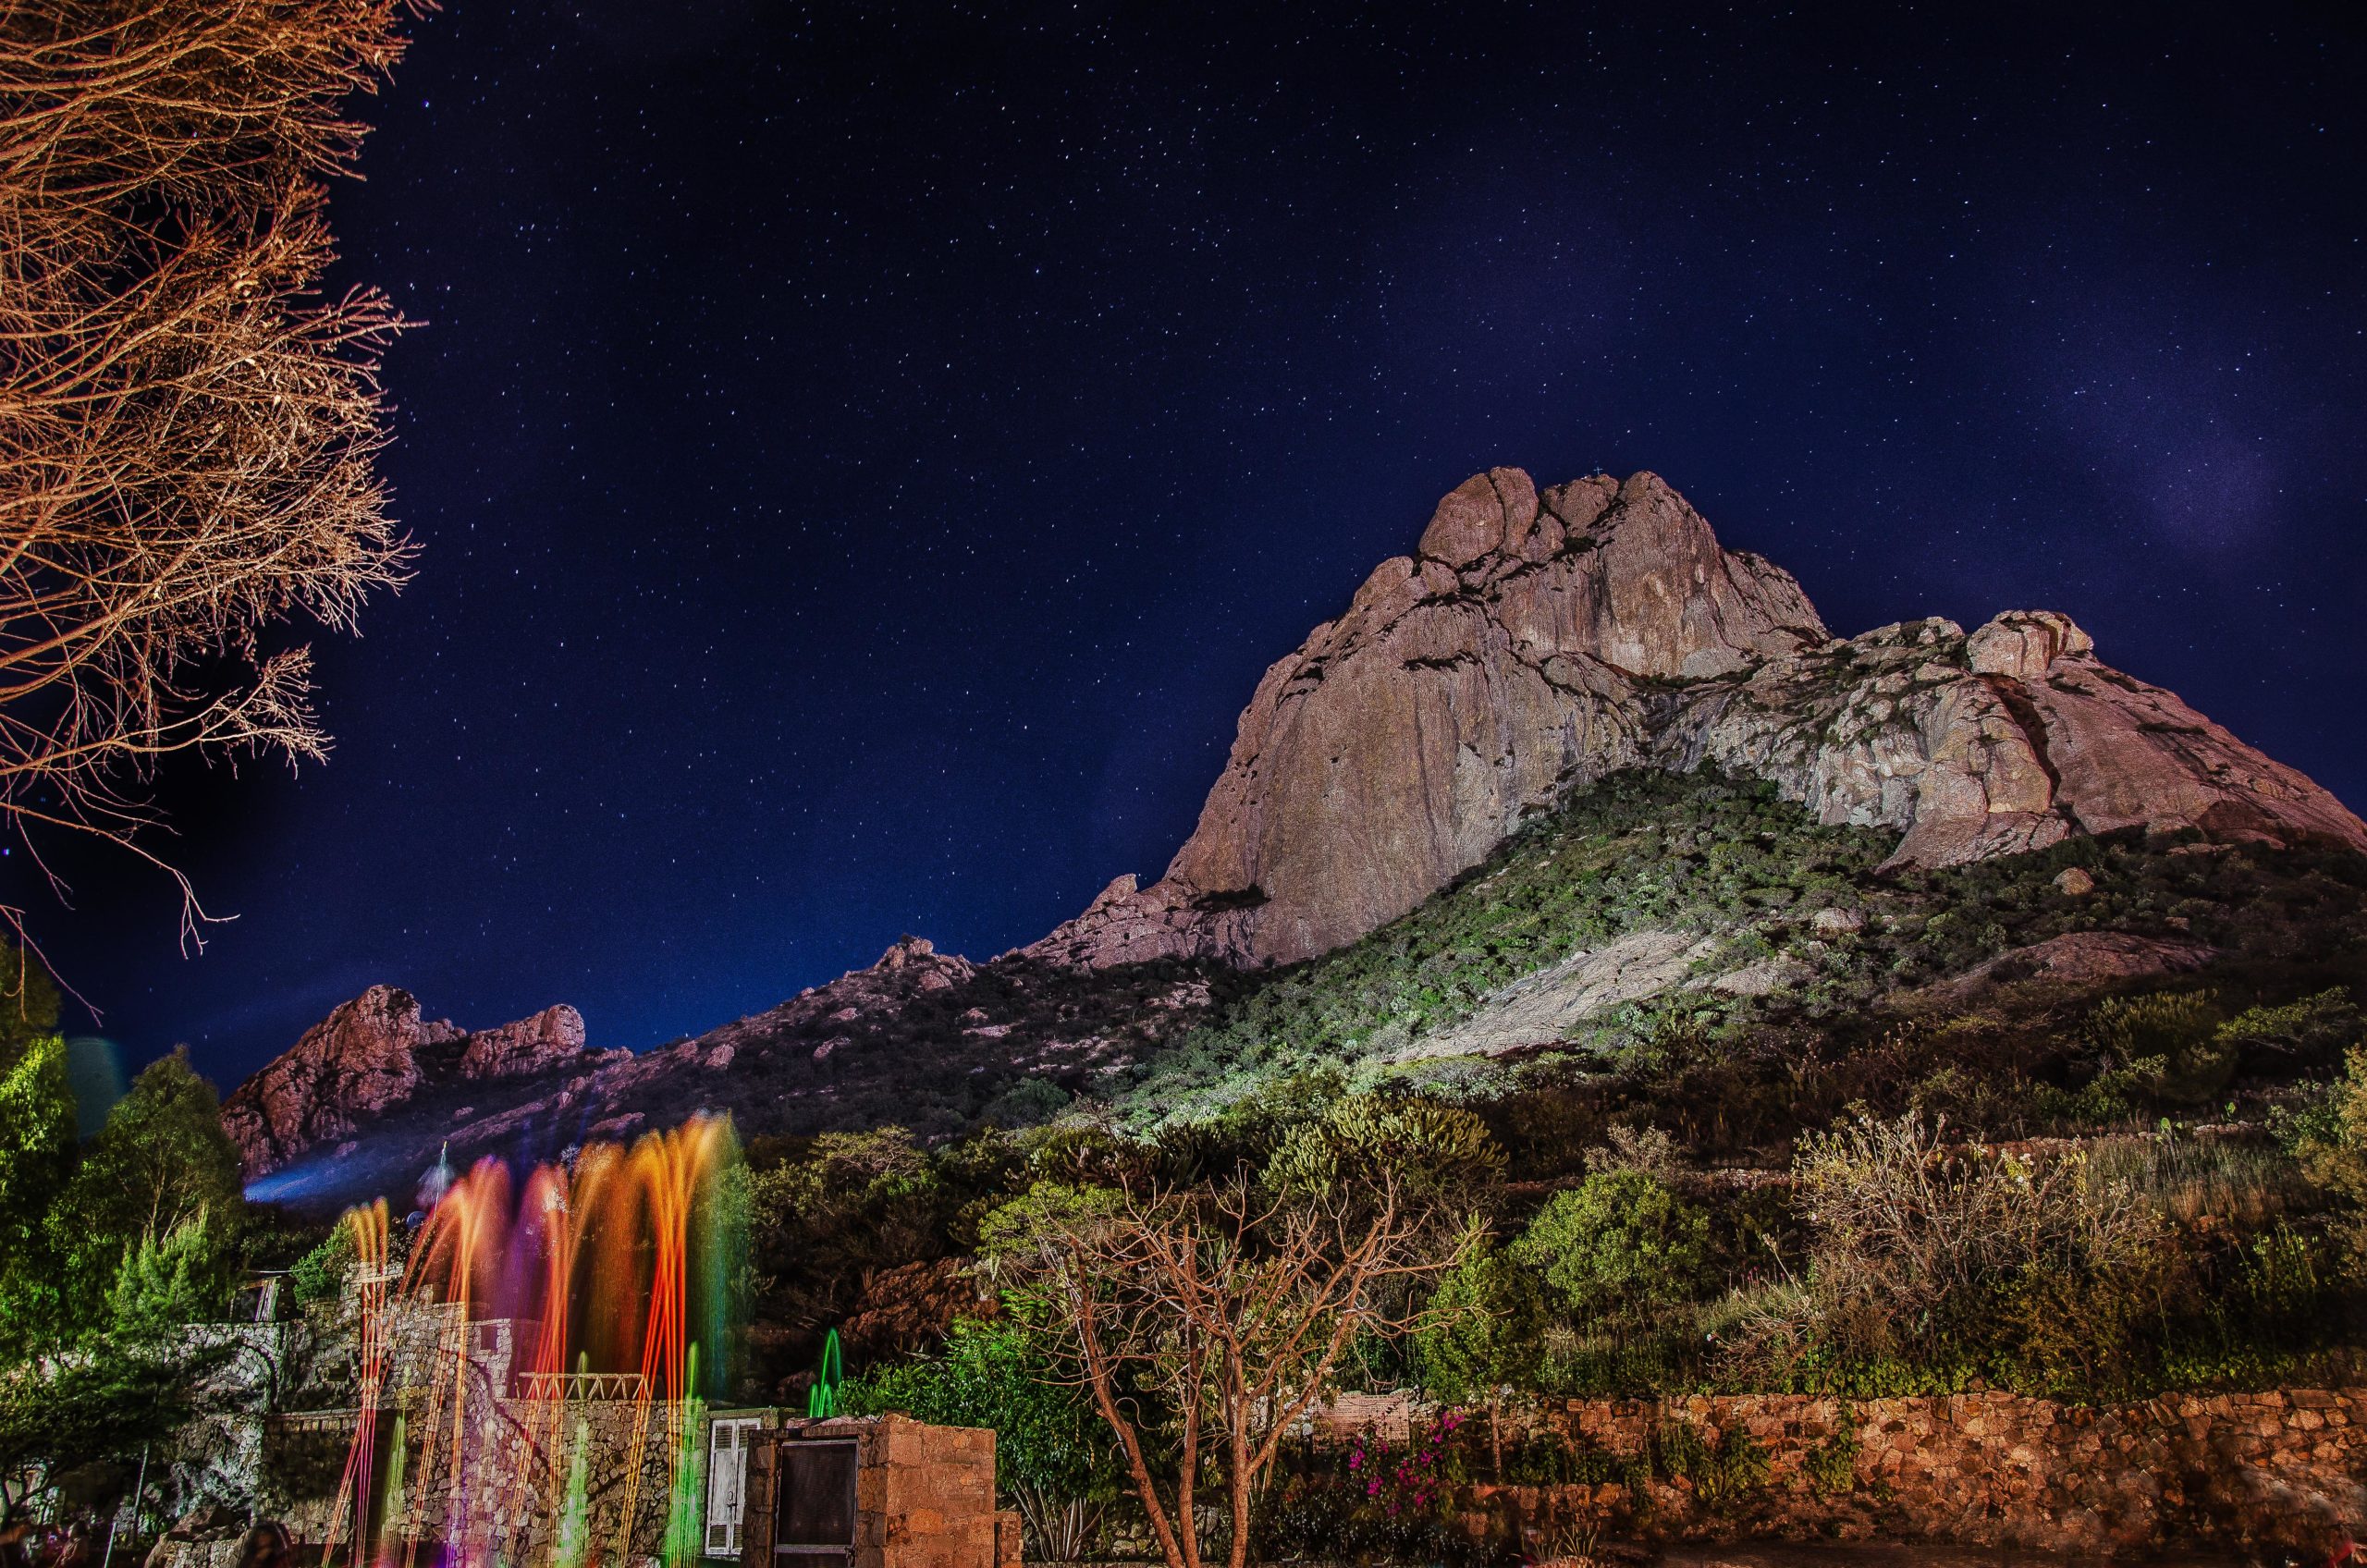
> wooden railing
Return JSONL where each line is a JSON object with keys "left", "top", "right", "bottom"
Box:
{"left": 513, "top": 1370, "right": 647, "bottom": 1402}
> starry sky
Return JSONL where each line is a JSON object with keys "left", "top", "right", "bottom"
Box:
{"left": 25, "top": 2, "right": 2367, "bottom": 1095}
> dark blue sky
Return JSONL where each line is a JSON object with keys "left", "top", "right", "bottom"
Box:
{"left": 27, "top": 2, "right": 2367, "bottom": 1092}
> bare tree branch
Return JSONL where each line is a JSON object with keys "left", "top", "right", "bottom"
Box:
{"left": 0, "top": 0, "right": 428, "bottom": 970}
{"left": 987, "top": 1171, "right": 1477, "bottom": 1568}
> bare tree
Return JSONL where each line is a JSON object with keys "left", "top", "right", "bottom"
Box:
{"left": 0, "top": 0, "right": 427, "bottom": 969}
{"left": 984, "top": 1174, "right": 1478, "bottom": 1568}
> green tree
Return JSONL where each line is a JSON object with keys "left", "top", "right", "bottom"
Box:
{"left": 1409, "top": 1241, "right": 1546, "bottom": 1475}
{"left": 65, "top": 1047, "right": 242, "bottom": 1247}
{"left": 104, "top": 1217, "right": 227, "bottom": 1338}
{"left": 1509, "top": 1168, "right": 1715, "bottom": 1325}
{"left": 51, "top": 1047, "right": 243, "bottom": 1329}
{"left": 0, "top": 1342, "right": 196, "bottom": 1516}
{"left": 0, "top": 1031, "right": 77, "bottom": 1355}
{"left": 842, "top": 1317, "right": 1122, "bottom": 1559}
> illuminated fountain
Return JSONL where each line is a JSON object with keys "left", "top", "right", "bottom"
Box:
{"left": 315, "top": 1114, "right": 742, "bottom": 1568}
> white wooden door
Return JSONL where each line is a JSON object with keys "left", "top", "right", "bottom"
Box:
{"left": 705, "top": 1417, "right": 761, "bottom": 1556}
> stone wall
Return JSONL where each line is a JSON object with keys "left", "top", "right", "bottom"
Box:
{"left": 1318, "top": 1389, "right": 2367, "bottom": 1558}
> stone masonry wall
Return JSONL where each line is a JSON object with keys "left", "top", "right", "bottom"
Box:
{"left": 1318, "top": 1389, "right": 2367, "bottom": 1558}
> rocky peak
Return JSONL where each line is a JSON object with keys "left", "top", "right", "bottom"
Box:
{"left": 1027, "top": 467, "right": 2367, "bottom": 971}
{"left": 222, "top": 988, "right": 595, "bottom": 1181}
{"left": 220, "top": 986, "right": 433, "bottom": 1181}
{"left": 866, "top": 935, "right": 976, "bottom": 992}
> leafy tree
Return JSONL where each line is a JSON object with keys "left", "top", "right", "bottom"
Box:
{"left": 0, "top": 1031, "right": 76, "bottom": 1355}
{"left": 842, "top": 1318, "right": 1122, "bottom": 1559}
{"left": 1509, "top": 1168, "right": 1714, "bottom": 1326}
{"left": 103, "top": 1218, "right": 227, "bottom": 1339}
{"left": 1409, "top": 1241, "right": 1546, "bottom": 1475}
{"left": 63, "top": 1048, "right": 243, "bottom": 1249}
{"left": 0, "top": 1343, "right": 196, "bottom": 1516}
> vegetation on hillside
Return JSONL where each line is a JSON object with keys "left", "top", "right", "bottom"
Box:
{"left": 1121, "top": 769, "right": 2367, "bottom": 1132}
{"left": 768, "top": 770, "right": 2367, "bottom": 1558}
{"left": 7, "top": 768, "right": 2367, "bottom": 1559}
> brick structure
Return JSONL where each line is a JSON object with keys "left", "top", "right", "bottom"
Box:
{"left": 742, "top": 1414, "right": 1007, "bottom": 1568}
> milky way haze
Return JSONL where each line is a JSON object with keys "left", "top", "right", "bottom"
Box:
{"left": 28, "top": 3, "right": 2367, "bottom": 1090}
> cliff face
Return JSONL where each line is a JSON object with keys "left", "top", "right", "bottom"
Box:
{"left": 1026, "top": 469, "right": 2366, "bottom": 968}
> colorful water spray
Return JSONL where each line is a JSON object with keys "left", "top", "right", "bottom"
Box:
{"left": 320, "top": 1114, "right": 742, "bottom": 1568}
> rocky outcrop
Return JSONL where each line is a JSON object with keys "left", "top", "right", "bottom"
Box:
{"left": 220, "top": 986, "right": 453, "bottom": 1180}
{"left": 1919, "top": 930, "right": 2223, "bottom": 1006}
{"left": 1029, "top": 469, "right": 2367, "bottom": 969}
{"left": 223, "top": 988, "right": 596, "bottom": 1180}
{"left": 459, "top": 1004, "right": 587, "bottom": 1081}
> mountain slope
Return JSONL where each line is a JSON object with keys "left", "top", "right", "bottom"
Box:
{"left": 221, "top": 467, "right": 2367, "bottom": 1206}
{"left": 1113, "top": 766, "right": 2367, "bottom": 1137}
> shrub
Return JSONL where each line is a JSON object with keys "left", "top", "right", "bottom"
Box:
{"left": 2292, "top": 1046, "right": 2367, "bottom": 1277}
{"left": 288, "top": 1222, "right": 357, "bottom": 1305}
{"left": 2081, "top": 990, "right": 2232, "bottom": 1109}
{"left": 1734, "top": 1111, "right": 2179, "bottom": 1396}
{"left": 1511, "top": 1169, "right": 1715, "bottom": 1325}
{"left": 1264, "top": 1093, "right": 1506, "bottom": 1201}
{"left": 1802, "top": 1414, "right": 1860, "bottom": 1495}
{"left": 1652, "top": 1418, "right": 1769, "bottom": 1505}
{"left": 2217, "top": 987, "right": 2360, "bottom": 1070}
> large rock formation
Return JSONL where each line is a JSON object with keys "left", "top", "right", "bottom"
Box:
{"left": 221, "top": 988, "right": 601, "bottom": 1180}
{"left": 1028, "top": 469, "right": 2366, "bottom": 969}
{"left": 221, "top": 465, "right": 2367, "bottom": 1201}
{"left": 219, "top": 986, "right": 453, "bottom": 1180}
{"left": 459, "top": 1004, "right": 588, "bottom": 1080}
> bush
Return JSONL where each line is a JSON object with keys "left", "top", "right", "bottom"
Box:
{"left": 289, "top": 1223, "right": 358, "bottom": 1305}
{"left": 1265, "top": 1092, "right": 1506, "bottom": 1202}
{"left": 1510, "top": 1169, "right": 1715, "bottom": 1325}
{"left": 1652, "top": 1418, "right": 1769, "bottom": 1505}
{"left": 1733, "top": 1111, "right": 2181, "bottom": 1396}
{"left": 1410, "top": 1243, "right": 1546, "bottom": 1406}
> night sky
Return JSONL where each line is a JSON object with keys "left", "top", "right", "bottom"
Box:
{"left": 25, "top": 3, "right": 2367, "bottom": 1096}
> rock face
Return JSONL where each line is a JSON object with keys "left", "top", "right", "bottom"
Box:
{"left": 220, "top": 986, "right": 449, "bottom": 1180}
{"left": 459, "top": 1004, "right": 587, "bottom": 1080}
{"left": 1029, "top": 468, "right": 2367, "bottom": 969}
{"left": 221, "top": 989, "right": 596, "bottom": 1180}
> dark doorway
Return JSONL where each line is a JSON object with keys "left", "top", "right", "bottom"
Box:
{"left": 773, "top": 1439, "right": 859, "bottom": 1567}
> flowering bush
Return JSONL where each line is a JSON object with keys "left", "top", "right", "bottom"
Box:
{"left": 1256, "top": 1410, "right": 1506, "bottom": 1566}
{"left": 1347, "top": 1409, "right": 1468, "bottom": 1516}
